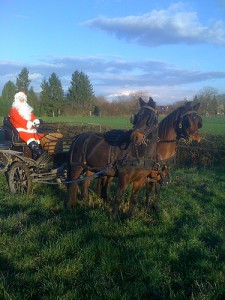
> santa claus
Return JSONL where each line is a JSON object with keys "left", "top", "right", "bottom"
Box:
{"left": 9, "top": 91, "right": 45, "bottom": 160}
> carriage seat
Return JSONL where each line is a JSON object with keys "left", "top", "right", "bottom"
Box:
{"left": 3, "top": 117, "right": 26, "bottom": 145}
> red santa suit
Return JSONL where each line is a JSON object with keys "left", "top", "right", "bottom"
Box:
{"left": 9, "top": 92, "right": 44, "bottom": 145}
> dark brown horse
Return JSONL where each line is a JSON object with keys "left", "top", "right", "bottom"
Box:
{"left": 65, "top": 97, "right": 158, "bottom": 217}
{"left": 96, "top": 101, "right": 202, "bottom": 215}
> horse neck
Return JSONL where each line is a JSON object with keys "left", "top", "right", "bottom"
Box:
{"left": 157, "top": 125, "right": 178, "bottom": 161}
{"left": 131, "top": 128, "right": 158, "bottom": 159}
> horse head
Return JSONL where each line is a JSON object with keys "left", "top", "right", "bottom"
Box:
{"left": 176, "top": 102, "right": 202, "bottom": 142}
{"left": 130, "top": 97, "right": 158, "bottom": 144}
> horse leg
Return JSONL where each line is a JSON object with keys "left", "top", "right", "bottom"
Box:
{"left": 94, "top": 177, "right": 102, "bottom": 197}
{"left": 153, "top": 182, "right": 161, "bottom": 214}
{"left": 146, "top": 180, "right": 154, "bottom": 211}
{"left": 146, "top": 179, "right": 160, "bottom": 215}
{"left": 94, "top": 176, "right": 112, "bottom": 203}
{"left": 82, "top": 170, "right": 93, "bottom": 201}
{"left": 111, "top": 173, "right": 129, "bottom": 218}
{"left": 129, "top": 179, "right": 145, "bottom": 218}
{"left": 66, "top": 165, "right": 83, "bottom": 208}
{"left": 101, "top": 176, "right": 113, "bottom": 203}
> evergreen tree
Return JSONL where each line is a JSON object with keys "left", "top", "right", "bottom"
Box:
{"left": 40, "top": 74, "right": 64, "bottom": 117}
{"left": 16, "top": 67, "right": 31, "bottom": 93}
{"left": 67, "top": 70, "right": 95, "bottom": 115}
{"left": 1, "top": 80, "right": 17, "bottom": 116}
{"left": 48, "top": 73, "right": 64, "bottom": 117}
{"left": 28, "top": 87, "right": 38, "bottom": 114}
{"left": 40, "top": 79, "right": 50, "bottom": 116}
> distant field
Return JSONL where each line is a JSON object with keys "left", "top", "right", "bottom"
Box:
{"left": 34, "top": 115, "right": 225, "bottom": 135}
{"left": 1, "top": 115, "right": 225, "bottom": 134}
{"left": 200, "top": 116, "right": 225, "bottom": 135}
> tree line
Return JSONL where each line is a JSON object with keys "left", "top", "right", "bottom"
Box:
{"left": 0, "top": 67, "right": 224, "bottom": 117}
{"left": 0, "top": 68, "right": 95, "bottom": 117}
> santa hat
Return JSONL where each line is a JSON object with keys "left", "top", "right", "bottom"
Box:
{"left": 14, "top": 91, "right": 27, "bottom": 103}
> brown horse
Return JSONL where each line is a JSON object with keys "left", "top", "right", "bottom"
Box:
{"left": 144, "top": 101, "right": 202, "bottom": 213}
{"left": 96, "top": 101, "right": 202, "bottom": 215}
{"left": 65, "top": 97, "right": 158, "bottom": 217}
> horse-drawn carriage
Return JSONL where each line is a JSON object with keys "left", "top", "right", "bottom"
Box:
{"left": 0, "top": 117, "right": 71, "bottom": 194}
{"left": 0, "top": 98, "right": 202, "bottom": 217}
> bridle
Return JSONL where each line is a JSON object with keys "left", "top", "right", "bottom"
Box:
{"left": 158, "top": 110, "right": 202, "bottom": 144}
{"left": 132, "top": 106, "right": 158, "bottom": 136}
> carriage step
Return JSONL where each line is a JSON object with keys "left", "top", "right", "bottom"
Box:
{"left": 36, "top": 152, "right": 52, "bottom": 165}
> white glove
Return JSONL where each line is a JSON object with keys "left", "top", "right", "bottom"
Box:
{"left": 33, "top": 119, "right": 40, "bottom": 127}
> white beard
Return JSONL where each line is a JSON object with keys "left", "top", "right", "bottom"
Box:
{"left": 12, "top": 101, "right": 33, "bottom": 121}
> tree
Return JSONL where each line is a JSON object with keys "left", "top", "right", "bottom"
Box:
{"left": 1, "top": 80, "right": 17, "bottom": 116}
{"left": 40, "top": 79, "right": 50, "bottom": 116}
{"left": 28, "top": 87, "right": 39, "bottom": 114}
{"left": 66, "top": 70, "right": 95, "bottom": 115}
{"left": 198, "top": 86, "right": 218, "bottom": 115}
{"left": 93, "top": 105, "right": 100, "bottom": 116}
{"left": 48, "top": 73, "right": 64, "bottom": 117}
{"left": 16, "top": 67, "right": 31, "bottom": 93}
{"left": 40, "top": 73, "right": 64, "bottom": 117}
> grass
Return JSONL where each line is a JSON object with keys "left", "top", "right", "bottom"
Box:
{"left": 1, "top": 115, "right": 225, "bottom": 134}
{"left": 42, "top": 115, "right": 225, "bottom": 135}
{"left": 0, "top": 114, "right": 224, "bottom": 298}
{"left": 0, "top": 166, "right": 224, "bottom": 299}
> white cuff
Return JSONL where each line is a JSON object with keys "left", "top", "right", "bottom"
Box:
{"left": 27, "top": 121, "right": 33, "bottom": 129}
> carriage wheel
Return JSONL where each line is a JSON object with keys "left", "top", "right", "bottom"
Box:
{"left": 0, "top": 153, "right": 9, "bottom": 173}
{"left": 8, "top": 162, "right": 33, "bottom": 195}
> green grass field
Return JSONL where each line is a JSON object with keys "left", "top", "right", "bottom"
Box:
{"left": 1, "top": 115, "right": 225, "bottom": 134}
{"left": 0, "top": 114, "right": 225, "bottom": 299}
{"left": 43, "top": 115, "right": 225, "bottom": 135}
{"left": 0, "top": 166, "right": 224, "bottom": 299}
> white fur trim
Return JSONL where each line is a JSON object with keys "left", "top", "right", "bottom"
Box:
{"left": 27, "top": 121, "right": 33, "bottom": 129}
{"left": 27, "top": 138, "right": 36, "bottom": 145}
{"left": 14, "top": 92, "right": 27, "bottom": 102}
{"left": 27, "top": 138, "right": 40, "bottom": 145}
{"left": 16, "top": 128, "right": 37, "bottom": 133}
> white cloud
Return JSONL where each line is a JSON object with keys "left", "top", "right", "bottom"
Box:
{"left": 84, "top": 3, "right": 225, "bottom": 46}
{"left": 1, "top": 56, "right": 225, "bottom": 104}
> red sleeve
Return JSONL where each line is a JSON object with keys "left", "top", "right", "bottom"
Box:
{"left": 9, "top": 108, "right": 29, "bottom": 129}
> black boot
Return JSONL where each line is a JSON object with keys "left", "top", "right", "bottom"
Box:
{"left": 28, "top": 141, "right": 51, "bottom": 164}
{"left": 28, "top": 141, "right": 44, "bottom": 159}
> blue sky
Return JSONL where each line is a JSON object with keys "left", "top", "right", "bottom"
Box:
{"left": 1, "top": 0, "right": 225, "bottom": 105}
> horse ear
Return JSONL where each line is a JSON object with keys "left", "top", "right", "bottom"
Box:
{"left": 183, "top": 101, "right": 192, "bottom": 112}
{"left": 148, "top": 97, "right": 156, "bottom": 109}
{"left": 139, "top": 97, "right": 146, "bottom": 107}
{"left": 185, "top": 101, "right": 192, "bottom": 108}
{"left": 192, "top": 102, "right": 200, "bottom": 111}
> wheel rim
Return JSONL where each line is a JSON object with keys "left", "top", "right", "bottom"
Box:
{"left": 12, "top": 166, "right": 29, "bottom": 193}
{"left": 9, "top": 162, "right": 32, "bottom": 194}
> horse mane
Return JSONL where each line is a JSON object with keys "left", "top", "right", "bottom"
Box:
{"left": 158, "top": 105, "right": 186, "bottom": 139}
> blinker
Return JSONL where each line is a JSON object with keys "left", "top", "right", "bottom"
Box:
{"left": 130, "top": 113, "right": 137, "bottom": 125}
